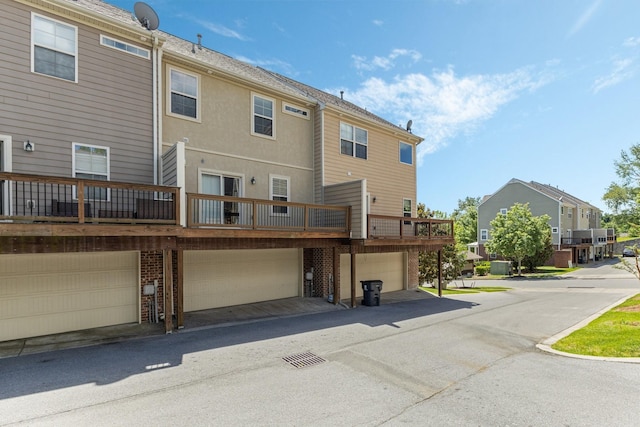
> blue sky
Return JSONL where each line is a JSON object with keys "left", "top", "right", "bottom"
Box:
{"left": 111, "top": 0, "right": 640, "bottom": 214}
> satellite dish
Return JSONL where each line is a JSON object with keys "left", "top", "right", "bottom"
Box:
{"left": 133, "top": 2, "right": 159, "bottom": 31}
{"left": 406, "top": 120, "right": 413, "bottom": 133}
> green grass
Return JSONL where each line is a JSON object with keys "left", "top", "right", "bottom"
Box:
{"left": 473, "top": 265, "right": 579, "bottom": 280}
{"left": 552, "top": 294, "right": 640, "bottom": 358}
{"left": 419, "top": 286, "right": 510, "bottom": 295}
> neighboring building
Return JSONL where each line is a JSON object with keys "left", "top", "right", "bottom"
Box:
{"left": 0, "top": 0, "right": 454, "bottom": 342}
{"left": 477, "top": 178, "right": 615, "bottom": 265}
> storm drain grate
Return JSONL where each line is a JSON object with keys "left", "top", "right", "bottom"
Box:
{"left": 282, "top": 352, "right": 326, "bottom": 369}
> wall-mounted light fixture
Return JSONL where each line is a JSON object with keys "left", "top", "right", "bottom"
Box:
{"left": 250, "top": 177, "right": 256, "bottom": 185}
{"left": 373, "top": 196, "right": 377, "bottom": 203}
{"left": 23, "top": 140, "right": 34, "bottom": 152}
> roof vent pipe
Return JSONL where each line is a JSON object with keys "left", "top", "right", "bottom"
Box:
{"left": 197, "top": 33, "right": 202, "bottom": 49}
{"left": 340, "top": 90, "right": 344, "bottom": 100}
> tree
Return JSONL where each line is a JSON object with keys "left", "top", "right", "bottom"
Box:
{"left": 521, "top": 228, "right": 554, "bottom": 273}
{"left": 603, "top": 144, "right": 640, "bottom": 236}
{"left": 417, "top": 202, "right": 467, "bottom": 288}
{"left": 485, "top": 203, "right": 551, "bottom": 276}
{"left": 452, "top": 197, "right": 479, "bottom": 245}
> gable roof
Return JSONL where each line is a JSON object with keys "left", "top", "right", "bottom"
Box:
{"left": 480, "top": 178, "right": 601, "bottom": 211}
{"left": 55, "top": 0, "right": 418, "bottom": 141}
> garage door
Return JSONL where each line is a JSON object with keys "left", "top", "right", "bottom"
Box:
{"left": 340, "top": 252, "right": 406, "bottom": 298}
{"left": 0, "top": 252, "right": 139, "bottom": 341}
{"left": 184, "top": 249, "right": 300, "bottom": 312}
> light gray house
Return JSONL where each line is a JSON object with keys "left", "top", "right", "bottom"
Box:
{"left": 477, "top": 178, "right": 615, "bottom": 265}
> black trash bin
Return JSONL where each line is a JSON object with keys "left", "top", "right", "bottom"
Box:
{"left": 361, "top": 280, "right": 383, "bottom": 306}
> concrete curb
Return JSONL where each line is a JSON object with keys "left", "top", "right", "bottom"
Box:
{"left": 536, "top": 294, "right": 640, "bottom": 364}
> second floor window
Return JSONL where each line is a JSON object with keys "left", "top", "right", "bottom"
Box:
{"left": 340, "top": 123, "right": 367, "bottom": 159}
{"left": 480, "top": 229, "right": 488, "bottom": 240}
{"left": 32, "top": 14, "right": 77, "bottom": 82}
{"left": 73, "top": 143, "right": 109, "bottom": 200}
{"left": 253, "top": 94, "right": 274, "bottom": 138}
{"left": 170, "top": 69, "right": 198, "bottom": 119}
{"left": 399, "top": 142, "right": 413, "bottom": 165}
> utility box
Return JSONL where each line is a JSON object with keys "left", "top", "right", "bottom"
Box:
{"left": 490, "top": 260, "right": 512, "bottom": 276}
{"left": 361, "top": 280, "right": 383, "bottom": 306}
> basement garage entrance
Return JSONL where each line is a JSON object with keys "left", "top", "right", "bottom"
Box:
{"left": 183, "top": 248, "right": 301, "bottom": 312}
{"left": 0, "top": 251, "right": 139, "bottom": 341}
{"left": 340, "top": 252, "right": 406, "bottom": 299}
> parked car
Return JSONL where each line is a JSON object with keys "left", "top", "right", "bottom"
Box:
{"left": 622, "top": 248, "right": 636, "bottom": 257}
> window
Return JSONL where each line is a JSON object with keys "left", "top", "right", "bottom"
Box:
{"left": 270, "top": 175, "right": 289, "bottom": 215}
{"left": 480, "top": 229, "right": 488, "bottom": 240}
{"left": 489, "top": 253, "right": 497, "bottom": 259}
{"left": 568, "top": 208, "right": 573, "bottom": 218}
{"left": 552, "top": 227, "right": 559, "bottom": 233}
{"left": 403, "top": 199, "right": 412, "bottom": 224}
{"left": 100, "top": 35, "right": 149, "bottom": 59}
{"left": 253, "top": 94, "right": 275, "bottom": 138}
{"left": 73, "top": 143, "right": 109, "bottom": 200}
{"left": 283, "top": 103, "right": 309, "bottom": 119}
{"left": 32, "top": 14, "right": 77, "bottom": 82}
{"left": 169, "top": 68, "right": 198, "bottom": 119}
{"left": 340, "top": 122, "right": 367, "bottom": 159}
{"left": 500, "top": 208, "right": 507, "bottom": 215}
{"left": 399, "top": 142, "right": 413, "bottom": 165}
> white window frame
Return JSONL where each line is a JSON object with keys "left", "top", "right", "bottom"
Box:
{"left": 340, "top": 122, "right": 368, "bottom": 160}
{"left": 551, "top": 227, "right": 559, "bottom": 233}
{"left": 568, "top": 208, "right": 573, "bottom": 218}
{"left": 489, "top": 253, "right": 497, "bottom": 259}
{"left": 269, "top": 174, "right": 290, "bottom": 216}
{"left": 399, "top": 141, "right": 413, "bottom": 166}
{"left": 282, "top": 102, "right": 309, "bottom": 120}
{"left": 167, "top": 66, "right": 200, "bottom": 121}
{"left": 31, "top": 13, "right": 78, "bottom": 82}
{"left": 100, "top": 35, "right": 150, "bottom": 59}
{"left": 72, "top": 143, "right": 110, "bottom": 201}
{"left": 480, "top": 229, "right": 488, "bottom": 241}
{"left": 252, "top": 93, "right": 276, "bottom": 139}
{"left": 0, "top": 135, "right": 13, "bottom": 216}
{"left": 500, "top": 208, "right": 507, "bottom": 215}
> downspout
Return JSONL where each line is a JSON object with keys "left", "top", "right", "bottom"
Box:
{"left": 152, "top": 36, "right": 159, "bottom": 185}
{"left": 558, "top": 202, "right": 562, "bottom": 250}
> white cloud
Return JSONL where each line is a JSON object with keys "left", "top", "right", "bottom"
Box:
{"left": 334, "top": 66, "right": 550, "bottom": 164}
{"left": 623, "top": 37, "right": 640, "bottom": 48}
{"left": 352, "top": 49, "right": 422, "bottom": 71}
{"left": 195, "top": 20, "right": 250, "bottom": 41}
{"left": 234, "top": 55, "right": 295, "bottom": 75}
{"left": 373, "top": 19, "right": 384, "bottom": 27}
{"left": 592, "top": 58, "right": 635, "bottom": 93}
{"left": 567, "top": 0, "right": 602, "bottom": 38}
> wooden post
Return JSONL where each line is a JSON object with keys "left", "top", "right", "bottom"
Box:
{"left": 437, "top": 249, "right": 442, "bottom": 297}
{"left": 333, "top": 247, "right": 340, "bottom": 305}
{"left": 351, "top": 251, "right": 357, "bottom": 308}
{"left": 163, "top": 249, "right": 174, "bottom": 333}
{"left": 176, "top": 249, "right": 184, "bottom": 329}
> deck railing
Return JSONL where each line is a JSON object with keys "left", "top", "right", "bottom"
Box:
{"left": 561, "top": 237, "right": 593, "bottom": 245}
{"left": 368, "top": 215, "right": 454, "bottom": 241}
{"left": 0, "top": 172, "right": 179, "bottom": 225}
{"left": 187, "top": 193, "right": 351, "bottom": 233}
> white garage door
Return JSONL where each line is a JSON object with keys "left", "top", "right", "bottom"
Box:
{"left": 0, "top": 252, "right": 139, "bottom": 341}
{"left": 184, "top": 249, "right": 300, "bottom": 312}
{"left": 340, "top": 252, "right": 406, "bottom": 298}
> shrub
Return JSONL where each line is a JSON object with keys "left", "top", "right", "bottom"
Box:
{"left": 475, "top": 264, "right": 489, "bottom": 276}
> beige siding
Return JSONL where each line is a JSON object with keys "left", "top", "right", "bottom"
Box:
{"left": 324, "top": 180, "right": 365, "bottom": 239}
{"left": 322, "top": 110, "right": 417, "bottom": 218}
{"left": 340, "top": 252, "right": 406, "bottom": 298}
{"left": 0, "top": 1, "right": 154, "bottom": 183}
{"left": 184, "top": 249, "right": 301, "bottom": 311}
{"left": 0, "top": 252, "right": 139, "bottom": 341}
